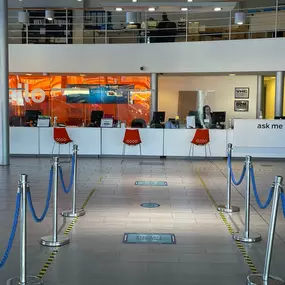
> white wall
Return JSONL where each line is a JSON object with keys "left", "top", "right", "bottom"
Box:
{"left": 9, "top": 38, "right": 285, "bottom": 74}
{"left": 158, "top": 75, "right": 258, "bottom": 120}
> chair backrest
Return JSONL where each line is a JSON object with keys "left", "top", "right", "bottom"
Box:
{"left": 123, "top": 129, "right": 142, "bottom": 145}
{"left": 191, "top": 129, "right": 210, "bottom": 145}
{"left": 53, "top": 127, "right": 72, "bottom": 144}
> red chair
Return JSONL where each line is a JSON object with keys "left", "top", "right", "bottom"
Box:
{"left": 122, "top": 129, "right": 142, "bottom": 161}
{"left": 189, "top": 129, "right": 211, "bottom": 158}
{"left": 52, "top": 127, "right": 73, "bottom": 160}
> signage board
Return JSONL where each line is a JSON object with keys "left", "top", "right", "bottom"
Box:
{"left": 233, "top": 119, "right": 285, "bottom": 148}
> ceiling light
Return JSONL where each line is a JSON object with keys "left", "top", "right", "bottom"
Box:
{"left": 229, "top": 74, "right": 236, "bottom": 76}
{"left": 115, "top": 7, "right": 123, "bottom": 11}
{"left": 26, "top": 73, "right": 32, "bottom": 76}
{"left": 181, "top": 8, "right": 188, "bottom": 11}
{"left": 80, "top": 74, "right": 86, "bottom": 77}
{"left": 45, "top": 10, "right": 54, "bottom": 20}
{"left": 148, "top": 7, "right": 156, "bottom": 11}
{"left": 18, "top": 11, "right": 29, "bottom": 24}
{"left": 132, "top": 0, "right": 137, "bottom": 2}
{"left": 187, "top": 0, "right": 193, "bottom": 2}
{"left": 235, "top": 12, "right": 246, "bottom": 25}
{"left": 213, "top": 7, "right": 222, "bottom": 11}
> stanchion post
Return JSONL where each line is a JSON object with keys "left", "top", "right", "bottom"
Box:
{"left": 40, "top": 157, "right": 70, "bottom": 247}
{"left": 62, "top": 144, "right": 85, "bottom": 218}
{"left": 233, "top": 155, "right": 261, "bottom": 243}
{"left": 7, "top": 175, "right": 43, "bottom": 285}
{"left": 247, "top": 176, "right": 284, "bottom": 285}
{"left": 217, "top": 143, "right": 240, "bottom": 213}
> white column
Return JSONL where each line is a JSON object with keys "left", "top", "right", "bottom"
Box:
{"left": 275, "top": 71, "right": 284, "bottom": 118}
{"left": 150, "top": 73, "right": 158, "bottom": 118}
{"left": 0, "top": 0, "right": 10, "bottom": 165}
{"left": 256, "top": 75, "right": 264, "bottom": 118}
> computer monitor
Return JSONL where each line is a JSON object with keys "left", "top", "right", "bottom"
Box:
{"left": 212, "top": 112, "right": 226, "bottom": 124}
{"left": 91, "top": 111, "right": 104, "bottom": 123}
{"left": 153, "top": 111, "right": 165, "bottom": 123}
{"left": 25, "top": 110, "right": 41, "bottom": 122}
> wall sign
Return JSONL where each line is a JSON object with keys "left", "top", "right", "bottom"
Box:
{"left": 235, "top": 87, "right": 249, "bottom": 99}
{"left": 234, "top": 119, "right": 285, "bottom": 148}
{"left": 234, "top": 100, "right": 249, "bottom": 112}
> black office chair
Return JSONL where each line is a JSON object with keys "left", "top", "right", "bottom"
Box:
{"left": 131, "top": 119, "right": 147, "bottom": 128}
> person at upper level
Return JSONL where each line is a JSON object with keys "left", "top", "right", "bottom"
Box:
{"left": 156, "top": 13, "right": 177, "bottom": 43}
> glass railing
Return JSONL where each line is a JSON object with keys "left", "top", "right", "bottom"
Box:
{"left": 7, "top": 5, "right": 285, "bottom": 44}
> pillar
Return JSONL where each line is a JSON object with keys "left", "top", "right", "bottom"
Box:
{"left": 150, "top": 73, "right": 158, "bottom": 118}
{"left": 256, "top": 75, "right": 264, "bottom": 118}
{"left": 0, "top": 0, "right": 10, "bottom": 165}
{"left": 275, "top": 71, "right": 284, "bottom": 118}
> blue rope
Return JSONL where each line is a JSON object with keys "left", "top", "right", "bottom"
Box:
{"left": 228, "top": 155, "right": 246, "bottom": 186}
{"left": 0, "top": 192, "right": 21, "bottom": 269}
{"left": 27, "top": 166, "right": 53, "bottom": 223}
{"left": 250, "top": 166, "right": 274, "bottom": 209}
{"left": 280, "top": 191, "right": 285, "bottom": 218}
{"left": 59, "top": 154, "right": 75, "bottom": 194}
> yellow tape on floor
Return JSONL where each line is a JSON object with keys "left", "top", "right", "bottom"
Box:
{"left": 37, "top": 177, "right": 101, "bottom": 279}
{"left": 196, "top": 171, "right": 258, "bottom": 274}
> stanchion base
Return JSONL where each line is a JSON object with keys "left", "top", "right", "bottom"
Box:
{"left": 247, "top": 274, "right": 285, "bottom": 285}
{"left": 232, "top": 231, "right": 261, "bottom": 243}
{"left": 61, "top": 208, "right": 86, "bottom": 218}
{"left": 217, "top": 205, "right": 240, "bottom": 213}
{"left": 40, "top": 235, "right": 70, "bottom": 247}
{"left": 7, "top": 276, "right": 43, "bottom": 285}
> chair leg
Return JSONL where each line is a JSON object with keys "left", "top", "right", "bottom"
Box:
{"left": 51, "top": 142, "right": 56, "bottom": 156}
{"left": 122, "top": 143, "right": 126, "bottom": 164}
{"left": 139, "top": 144, "right": 142, "bottom": 163}
{"left": 208, "top": 144, "right": 212, "bottom": 162}
{"left": 204, "top": 145, "right": 207, "bottom": 159}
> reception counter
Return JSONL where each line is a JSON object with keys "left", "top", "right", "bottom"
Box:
{"left": 10, "top": 119, "right": 285, "bottom": 158}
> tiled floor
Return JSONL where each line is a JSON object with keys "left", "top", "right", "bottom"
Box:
{"left": 0, "top": 157, "right": 285, "bottom": 285}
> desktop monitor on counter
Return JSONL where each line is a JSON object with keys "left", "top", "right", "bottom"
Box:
{"left": 90, "top": 111, "right": 104, "bottom": 127}
{"left": 25, "top": 110, "right": 41, "bottom": 125}
{"left": 187, "top": 111, "right": 202, "bottom": 128}
{"left": 212, "top": 112, "right": 226, "bottom": 124}
{"left": 153, "top": 111, "right": 165, "bottom": 123}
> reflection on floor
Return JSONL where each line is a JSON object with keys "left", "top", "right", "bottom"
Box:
{"left": 0, "top": 157, "right": 285, "bottom": 285}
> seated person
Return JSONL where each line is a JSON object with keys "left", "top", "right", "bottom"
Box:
{"left": 203, "top": 105, "right": 212, "bottom": 129}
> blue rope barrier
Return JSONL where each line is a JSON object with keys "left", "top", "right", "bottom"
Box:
{"left": 227, "top": 155, "right": 246, "bottom": 186}
{"left": 250, "top": 166, "right": 274, "bottom": 209}
{"left": 27, "top": 166, "right": 53, "bottom": 223}
{"left": 280, "top": 191, "right": 285, "bottom": 218}
{"left": 0, "top": 192, "right": 21, "bottom": 269}
{"left": 59, "top": 154, "right": 75, "bottom": 194}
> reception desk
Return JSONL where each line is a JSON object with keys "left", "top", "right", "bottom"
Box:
{"left": 9, "top": 119, "right": 285, "bottom": 158}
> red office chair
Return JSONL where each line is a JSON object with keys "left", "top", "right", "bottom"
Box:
{"left": 122, "top": 129, "right": 142, "bottom": 162}
{"left": 52, "top": 127, "right": 73, "bottom": 162}
{"left": 189, "top": 129, "right": 211, "bottom": 159}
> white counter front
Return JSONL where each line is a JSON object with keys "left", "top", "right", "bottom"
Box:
{"left": 101, "top": 128, "right": 164, "bottom": 156}
{"left": 164, "top": 129, "right": 228, "bottom": 157}
{"left": 9, "top": 121, "right": 285, "bottom": 158}
{"left": 229, "top": 119, "right": 285, "bottom": 158}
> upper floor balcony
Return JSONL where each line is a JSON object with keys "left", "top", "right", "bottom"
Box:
{"left": 7, "top": 2, "right": 285, "bottom": 45}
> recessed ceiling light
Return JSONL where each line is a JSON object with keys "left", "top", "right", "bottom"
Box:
{"left": 188, "top": 0, "right": 193, "bottom": 2}
{"left": 26, "top": 73, "right": 32, "bottom": 76}
{"left": 181, "top": 8, "right": 188, "bottom": 11}
{"left": 214, "top": 7, "right": 222, "bottom": 11}
{"left": 132, "top": 0, "right": 137, "bottom": 2}
{"left": 148, "top": 7, "right": 156, "bottom": 11}
{"left": 229, "top": 74, "right": 236, "bottom": 76}
{"left": 115, "top": 7, "right": 123, "bottom": 11}
{"left": 77, "top": 0, "right": 82, "bottom": 2}
{"left": 80, "top": 74, "right": 86, "bottom": 77}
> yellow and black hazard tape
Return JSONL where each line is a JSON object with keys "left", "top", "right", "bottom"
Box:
{"left": 37, "top": 176, "right": 102, "bottom": 279}
{"left": 196, "top": 171, "right": 258, "bottom": 274}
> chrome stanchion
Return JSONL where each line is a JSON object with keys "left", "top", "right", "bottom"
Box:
{"left": 62, "top": 144, "right": 85, "bottom": 218}
{"left": 40, "top": 157, "right": 70, "bottom": 247}
{"left": 217, "top": 143, "right": 240, "bottom": 213}
{"left": 233, "top": 156, "right": 261, "bottom": 243}
{"left": 7, "top": 174, "right": 43, "bottom": 285}
{"left": 247, "top": 176, "right": 284, "bottom": 285}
